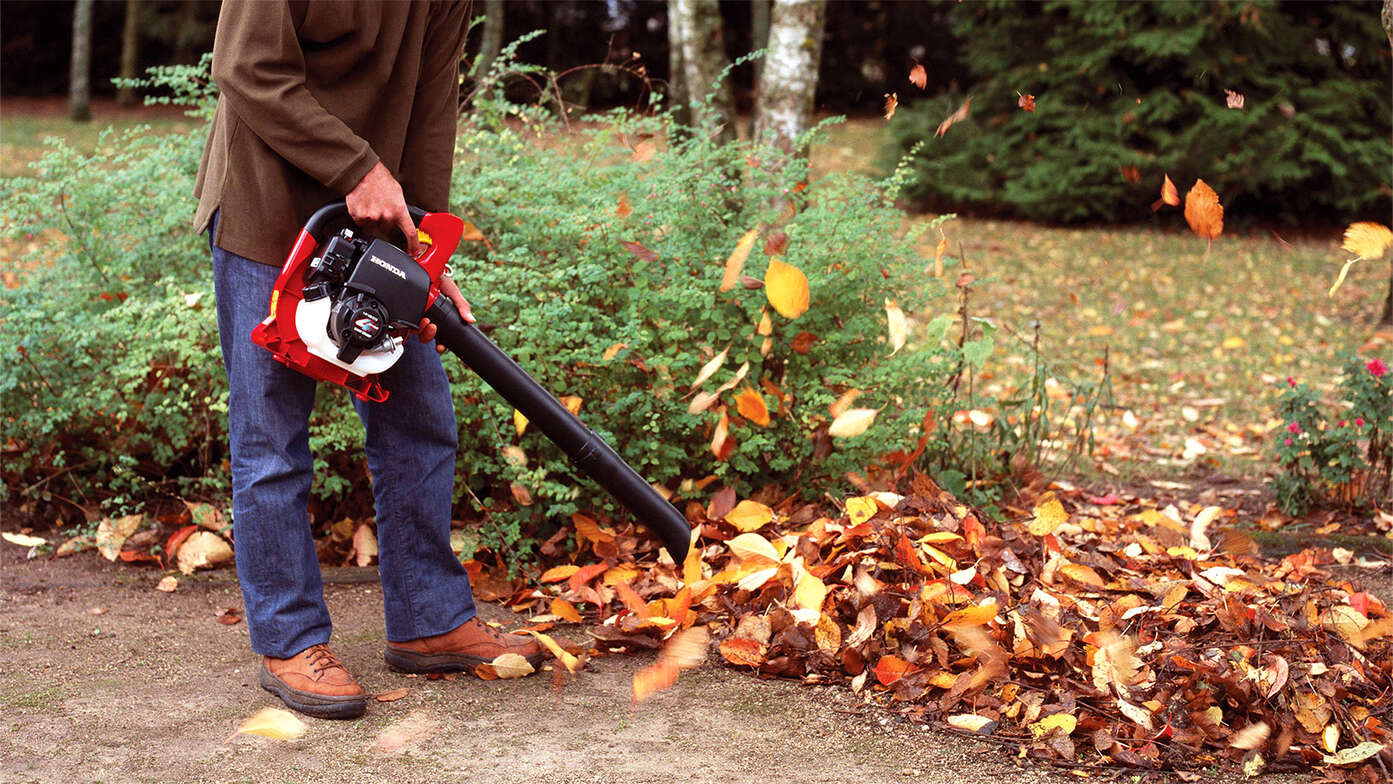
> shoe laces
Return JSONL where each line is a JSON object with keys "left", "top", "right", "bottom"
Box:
{"left": 303, "top": 644, "right": 347, "bottom": 675}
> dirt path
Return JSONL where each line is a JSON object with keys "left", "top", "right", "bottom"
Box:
{"left": 3, "top": 548, "right": 1385, "bottom": 784}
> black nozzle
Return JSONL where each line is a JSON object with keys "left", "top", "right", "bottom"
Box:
{"left": 425, "top": 296, "right": 692, "bottom": 563}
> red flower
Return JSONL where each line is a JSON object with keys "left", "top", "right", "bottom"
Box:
{"left": 1355, "top": 417, "right": 1366, "bottom": 428}
{"left": 1283, "top": 438, "right": 1292, "bottom": 447}
{"left": 1286, "top": 376, "right": 1296, "bottom": 387}
{"left": 1287, "top": 422, "right": 1301, "bottom": 434}
{"left": 1368, "top": 358, "right": 1389, "bottom": 377}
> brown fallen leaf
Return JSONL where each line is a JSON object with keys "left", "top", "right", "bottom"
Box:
{"left": 374, "top": 687, "right": 410, "bottom": 702}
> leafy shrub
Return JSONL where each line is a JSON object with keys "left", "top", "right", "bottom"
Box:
{"left": 883, "top": 0, "right": 1392, "bottom": 224}
{"left": 437, "top": 103, "right": 958, "bottom": 556}
{"left": 1272, "top": 355, "right": 1392, "bottom": 515}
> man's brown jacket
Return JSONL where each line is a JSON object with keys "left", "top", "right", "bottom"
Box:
{"left": 194, "top": 0, "right": 469, "bottom": 266}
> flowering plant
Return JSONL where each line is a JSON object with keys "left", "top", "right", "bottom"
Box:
{"left": 1272, "top": 354, "right": 1392, "bottom": 515}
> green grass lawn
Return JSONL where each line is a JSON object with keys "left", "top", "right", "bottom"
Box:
{"left": 0, "top": 103, "right": 196, "bottom": 178}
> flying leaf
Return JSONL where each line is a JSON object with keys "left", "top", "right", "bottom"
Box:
{"left": 1017, "top": 92, "right": 1035, "bottom": 113}
{"left": 829, "top": 408, "right": 878, "bottom": 438}
{"left": 1119, "top": 165, "right": 1141, "bottom": 184}
{"left": 633, "top": 626, "right": 708, "bottom": 703}
{"left": 513, "top": 409, "right": 528, "bottom": 436}
{"left": 620, "top": 241, "right": 658, "bottom": 263}
{"left": 710, "top": 405, "right": 733, "bottom": 460}
{"left": 720, "top": 229, "right": 760, "bottom": 292}
{"left": 883, "top": 92, "right": 898, "bottom": 120}
{"left": 1184, "top": 179, "right": 1224, "bottom": 255}
{"left": 1341, "top": 221, "right": 1393, "bottom": 259}
{"left": 1230, "top": 721, "right": 1270, "bottom": 750}
{"left": 886, "top": 300, "right": 908, "bottom": 354}
{"left": 735, "top": 387, "right": 770, "bottom": 427}
{"left": 631, "top": 139, "right": 656, "bottom": 163}
{"left": 909, "top": 64, "right": 927, "bottom": 89}
{"left": 235, "top": 707, "right": 307, "bottom": 741}
{"left": 725, "top": 500, "right": 774, "bottom": 533}
{"left": 1155, "top": 174, "right": 1180, "bottom": 210}
{"left": 1224, "top": 89, "right": 1245, "bottom": 109}
{"left": 352, "top": 523, "right": 377, "bottom": 567}
{"left": 935, "top": 97, "right": 970, "bottom": 138}
{"left": 689, "top": 346, "right": 730, "bottom": 391}
{"left": 765, "top": 257, "right": 810, "bottom": 319}
{"left": 521, "top": 629, "right": 581, "bottom": 673}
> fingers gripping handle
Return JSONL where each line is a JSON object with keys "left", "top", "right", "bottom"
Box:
{"left": 425, "top": 296, "right": 692, "bottom": 563}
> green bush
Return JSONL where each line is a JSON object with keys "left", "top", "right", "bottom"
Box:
{"left": 883, "top": 0, "right": 1392, "bottom": 224}
{"left": 2, "top": 56, "right": 967, "bottom": 560}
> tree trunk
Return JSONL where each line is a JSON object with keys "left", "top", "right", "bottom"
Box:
{"left": 751, "top": 0, "right": 771, "bottom": 85}
{"left": 117, "top": 0, "right": 142, "bottom": 106}
{"left": 68, "top": 0, "right": 94, "bottom": 121}
{"left": 1381, "top": 0, "right": 1392, "bottom": 325}
{"left": 666, "top": 2, "right": 692, "bottom": 127}
{"left": 475, "top": 0, "right": 505, "bottom": 78}
{"left": 669, "top": 0, "right": 735, "bottom": 144}
{"left": 753, "top": 0, "right": 826, "bottom": 154}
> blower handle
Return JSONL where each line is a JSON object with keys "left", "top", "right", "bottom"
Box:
{"left": 425, "top": 295, "right": 693, "bottom": 563}
{"left": 302, "top": 202, "right": 429, "bottom": 240}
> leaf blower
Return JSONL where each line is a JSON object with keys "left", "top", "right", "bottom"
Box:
{"left": 251, "top": 202, "right": 691, "bottom": 562}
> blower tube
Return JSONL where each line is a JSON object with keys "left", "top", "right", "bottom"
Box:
{"left": 424, "top": 295, "right": 692, "bottom": 563}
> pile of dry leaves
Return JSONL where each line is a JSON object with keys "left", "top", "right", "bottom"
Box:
{"left": 482, "top": 476, "right": 1391, "bottom": 780}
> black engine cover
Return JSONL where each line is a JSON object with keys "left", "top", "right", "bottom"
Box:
{"left": 341, "top": 238, "right": 433, "bottom": 330}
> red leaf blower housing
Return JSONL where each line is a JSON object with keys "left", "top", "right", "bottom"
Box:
{"left": 251, "top": 202, "right": 692, "bottom": 562}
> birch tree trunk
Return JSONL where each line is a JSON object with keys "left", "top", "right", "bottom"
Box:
{"left": 668, "top": 0, "right": 734, "bottom": 144}
{"left": 476, "top": 0, "right": 505, "bottom": 78}
{"left": 753, "top": 0, "right": 826, "bottom": 154}
{"left": 117, "top": 0, "right": 142, "bottom": 106}
{"left": 1381, "top": 0, "right": 1392, "bottom": 325}
{"left": 751, "top": 0, "right": 771, "bottom": 85}
{"left": 68, "top": 0, "right": 94, "bottom": 121}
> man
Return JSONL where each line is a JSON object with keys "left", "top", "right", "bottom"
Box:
{"left": 194, "top": 0, "right": 540, "bottom": 720}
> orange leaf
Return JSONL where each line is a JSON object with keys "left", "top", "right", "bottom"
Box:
{"left": 614, "top": 582, "right": 650, "bottom": 617}
{"left": 631, "top": 139, "right": 656, "bottom": 163}
{"left": 633, "top": 627, "right": 709, "bottom": 704}
{"left": 725, "top": 499, "right": 774, "bottom": 532}
{"left": 1059, "top": 562, "right": 1106, "bottom": 589}
{"left": 1184, "top": 178, "right": 1224, "bottom": 245}
{"left": 883, "top": 92, "right": 898, "bottom": 120}
{"left": 620, "top": 240, "right": 658, "bottom": 263}
{"left": 909, "top": 64, "right": 927, "bottom": 90}
{"left": 539, "top": 564, "right": 580, "bottom": 583}
{"left": 567, "top": 563, "right": 608, "bottom": 596}
{"left": 1119, "top": 165, "right": 1141, "bottom": 184}
{"left": 572, "top": 513, "right": 616, "bottom": 545}
{"left": 873, "top": 655, "right": 917, "bottom": 686}
{"left": 615, "top": 194, "right": 632, "bottom": 218}
{"left": 1017, "top": 92, "right": 1035, "bottom": 113}
{"left": 1161, "top": 174, "right": 1180, "bottom": 206}
{"left": 720, "top": 229, "right": 759, "bottom": 292}
{"left": 941, "top": 601, "right": 999, "bottom": 628}
{"left": 711, "top": 406, "right": 732, "bottom": 460}
{"left": 461, "top": 222, "right": 486, "bottom": 242}
{"left": 765, "top": 257, "right": 809, "bottom": 319}
{"left": 550, "top": 598, "right": 583, "bottom": 623}
{"left": 719, "top": 637, "right": 767, "bottom": 667}
{"left": 734, "top": 387, "right": 770, "bottom": 426}
{"left": 935, "top": 97, "right": 970, "bottom": 138}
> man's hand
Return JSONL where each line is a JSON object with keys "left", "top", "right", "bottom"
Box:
{"left": 345, "top": 162, "right": 419, "bottom": 256}
{"left": 419, "top": 274, "right": 474, "bottom": 353}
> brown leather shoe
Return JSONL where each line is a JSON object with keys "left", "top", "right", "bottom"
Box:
{"left": 384, "top": 617, "right": 545, "bottom": 674}
{"left": 259, "top": 643, "right": 366, "bottom": 719}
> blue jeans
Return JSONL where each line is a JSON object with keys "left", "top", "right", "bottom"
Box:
{"left": 210, "top": 216, "right": 475, "bottom": 658}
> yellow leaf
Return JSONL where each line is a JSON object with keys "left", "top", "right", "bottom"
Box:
{"left": 845, "top": 496, "right": 879, "bottom": 526}
{"left": 934, "top": 237, "right": 948, "bottom": 278}
{"left": 710, "top": 405, "right": 732, "bottom": 460}
{"left": 603, "top": 564, "right": 641, "bottom": 585}
{"left": 1029, "top": 713, "right": 1078, "bottom": 738}
{"left": 721, "top": 229, "right": 760, "bottom": 292}
{"left": 1329, "top": 259, "right": 1361, "bottom": 297}
{"left": 572, "top": 513, "right": 616, "bottom": 545}
{"left": 682, "top": 529, "right": 703, "bottom": 584}
{"left": 689, "top": 346, "right": 730, "bottom": 391}
{"left": 1059, "top": 563, "right": 1105, "bottom": 588}
{"left": 236, "top": 707, "right": 307, "bottom": 740}
{"left": 1221, "top": 336, "right": 1246, "bottom": 350}
{"left": 176, "top": 531, "right": 233, "bottom": 575}
{"left": 559, "top": 395, "right": 582, "bottom": 416}
{"left": 829, "top": 408, "right": 878, "bottom": 438}
{"left": 941, "top": 601, "right": 998, "bottom": 628}
{"left": 794, "top": 573, "right": 827, "bottom": 612}
{"left": 727, "top": 532, "right": 780, "bottom": 564}
{"left": 1322, "top": 741, "right": 1388, "bottom": 766}
{"left": 96, "top": 514, "right": 142, "bottom": 561}
{"left": 490, "top": 652, "right": 536, "bottom": 679}
{"left": 2, "top": 532, "right": 46, "bottom": 548}
{"left": 1027, "top": 493, "right": 1067, "bottom": 536}
{"left": 1341, "top": 221, "right": 1393, "bottom": 259}
{"left": 946, "top": 713, "right": 995, "bottom": 733}
{"left": 1160, "top": 173, "right": 1180, "bottom": 207}
{"left": 734, "top": 387, "right": 771, "bottom": 426}
{"left": 521, "top": 629, "right": 581, "bottom": 673}
{"left": 602, "top": 342, "right": 628, "bottom": 361}
{"left": 765, "top": 257, "right": 809, "bottom": 319}
{"left": 814, "top": 613, "right": 841, "bottom": 651}
{"left": 513, "top": 409, "right": 528, "bottom": 436}
{"left": 886, "top": 300, "right": 908, "bottom": 354}
{"left": 725, "top": 500, "right": 774, "bottom": 532}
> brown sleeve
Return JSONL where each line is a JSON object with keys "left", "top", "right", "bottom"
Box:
{"left": 210, "top": 0, "right": 379, "bottom": 195}
{"left": 397, "top": 0, "right": 471, "bottom": 211}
